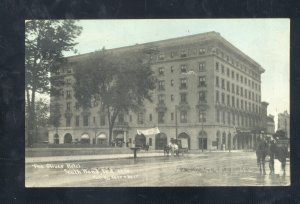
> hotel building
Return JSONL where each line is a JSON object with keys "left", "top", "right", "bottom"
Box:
{"left": 49, "top": 31, "right": 265, "bottom": 150}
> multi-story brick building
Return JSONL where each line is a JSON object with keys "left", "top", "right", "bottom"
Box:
{"left": 49, "top": 31, "right": 265, "bottom": 150}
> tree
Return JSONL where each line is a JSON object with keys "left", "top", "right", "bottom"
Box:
{"left": 25, "top": 20, "right": 82, "bottom": 147}
{"left": 73, "top": 49, "right": 156, "bottom": 145}
{"left": 48, "top": 102, "right": 61, "bottom": 135}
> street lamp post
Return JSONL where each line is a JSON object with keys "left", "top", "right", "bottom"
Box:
{"left": 200, "top": 112, "right": 204, "bottom": 152}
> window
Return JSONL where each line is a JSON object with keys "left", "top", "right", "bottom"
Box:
{"left": 216, "top": 90, "right": 219, "bottom": 103}
{"left": 181, "top": 50, "right": 187, "bottom": 57}
{"left": 227, "top": 95, "right": 230, "bottom": 106}
{"left": 248, "top": 91, "right": 251, "bottom": 100}
{"left": 221, "top": 79, "right": 225, "bottom": 89}
{"left": 75, "top": 116, "right": 79, "bottom": 126}
{"left": 228, "top": 112, "right": 231, "bottom": 125}
{"left": 66, "top": 90, "right": 71, "bottom": 98}
{"left": 83, "top": 115, "right": 89, "bottom": 126}
{"left": 118, "top": 114, "right": 124, "bottom": 123}
{"left": 241, "top": 87, "right": 243, "bottom": 96}
{"left": 241, "top": 75, "right": 243, "bottom": 83}
{"left": 199, "top": 91, "right": 206, "bottom": 102}
{"left": 180, "top": 111, "right": 187, "bottom": 123}
{"left": 149, "top": 138, "right": 152, "bottom": 146}
{"left": 222, "top": 111, "right": 225, "bottom": 124}
{"left": 171, "top": 79, "right": 174, "bottom": 86}
{"left": 180, "top": 78, "right": 187, "bottom": 89}
{"left": 199, "top": 111, "right": 206, "bottom": 122}
{"left": 221, "top": 93, "right": 225, "bottom": 104}
{"left": 231, "top": 71, "right": 234, "bottom": 79}
{"left": 158, "top": 94, "right": 165, "bottom": 104}
{"left": 149, "top": 114, "right": 152, "bottom": 122}
{"left": 227, "top": 81, "right": 230, "bottom": 91}
{"left": 241, "top": 99, "right": 244, "bottom": 109}
{"left": 232, "top": 113, "right": 235, "bottom": 125}
{"left": 180, "top": 93, "right": 187, "bottom": 103}
{"left": 216, "top": 62, "right": 219, "bottom": 71}
{"left": 232, "top": 96, "right": 235, "bottom": 107}
{"left": 75, "top": 102, "right": 80, "bottom": 110}
{"left": 244, "top": 77, "right": 247, "bottom": 85}
{"left": 93, "top": 116, "right": 96, "bottom": 124}
{"left": 237, "top": 114, "right": 240, "bottom": 125}
{"left": 199, "top": 62, "right": 206, "bottom": 71}
{"left": 171, "top": 94, "right": 174, "bottom": 101}
{"left": 245, "top": 89, "right": 247, "bottom": 99}
{"left": 159, "top": 67, "right": 164, "bottom": 75}
{"left": 100, "top": 115, "right": 105, "bottom": 126}
{"left": 232, "top": 84, "right": 235, "bottom": 93}
{"left": 66, "top": 117, "right": 71, "bottom": 127}
{"left": 158, "top": 80, "right": 165, "bottom": 90}
{"left": 171, "top": 66, "right": 174, "bottom": 73}
{"left": 216, "top": 76, "right": 219, "bottom": 87}
{"left": 226, "top": 68, "right": 230, "bottom": 77}
{"left": 66, "top": 79, "right": 71, "bottom": 85}
{"left": 159, "top": 54, "right": 165, "bottom": 60}
{"left": 138, "top": 112, "right": 144, "bottom": 124}
{"left": 67, "top": 102, "right": 71, "bottom": 111}
{"left": 216, "top": 109, "right": 220, "bottom": 122}
{"left": 171, "top": 112, "right": 174, "bottom": 120}
{"left": 67, "top": 68, "right": 72, "bottom": 73}
{"left": 237, "top": 98, "right": 239, "bottom": 108}
{"left": 221, "top": 65, "right": 224, "bottom": 74}
{"left": 158, "top": 112, "right": 165, "bottom": 124}
{"left": 245, "top": 101, "right": 247, "bottom": 111}
{"left": 236, "top": 73, "right": 239, "bottom": 81}
{"left": 199, "top": 48, "right": 206, "bottom": 55}
{"left": 236, "top": 85, "right": 239, "bottom": 95}
{"left": 181, "top": 65, "right": 187, "bottom": 73}
{"left": 198, "top": 76, "right": 206, "bottom": 87}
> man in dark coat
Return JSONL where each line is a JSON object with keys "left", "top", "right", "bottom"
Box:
{"left": 268, "top": 139, "right": 276, "bottom": 175}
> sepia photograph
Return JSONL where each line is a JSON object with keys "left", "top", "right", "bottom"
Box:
{"left": 25, "top": 19, "right": 290, "bottom": 187}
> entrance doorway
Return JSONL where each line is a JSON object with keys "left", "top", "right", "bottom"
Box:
{"left": 155, "top": 133, "right": 167, "bottom": 150}
{"left": 198, "top": 131, "right": 207, "bottom": 150}
{"left": 135, "top": 134, "right": 146, "bottom": 148}
{"left": 178, "top": 132, "right": 191, "bottom": 149}
{"left": 64, "top": 133, "right": 72, "bottom": 144}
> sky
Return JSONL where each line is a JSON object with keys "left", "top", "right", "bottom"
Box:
{"left": 64, "top": 19, "right": 290, "bottom": 130}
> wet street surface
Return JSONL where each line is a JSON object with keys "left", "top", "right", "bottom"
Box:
{"left": 25, "top": 152, "right": 290, "bottom": 187}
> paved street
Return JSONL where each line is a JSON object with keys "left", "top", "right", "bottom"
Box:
{"left": 25, "top": 152, "right": 290, "bottom": 187}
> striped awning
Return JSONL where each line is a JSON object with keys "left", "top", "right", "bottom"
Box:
{"left": 81, "top": 134, "right": 89, "bottom": 139}
{"left": 116, "top": 134, "right": 124, "bottom": 139}
{"left": 97, "top": 133, "right": 106, "bottom": 139}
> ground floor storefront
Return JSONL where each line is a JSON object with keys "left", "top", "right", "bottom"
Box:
{"left": 48, "top": 125, "right": 262, "bottom": 151}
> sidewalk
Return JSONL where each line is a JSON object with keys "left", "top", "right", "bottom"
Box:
{"left": 25, "top": 150, "right": 250, "bottom": 164}
{"left": 25, "top": 152, "right": 164, "bottom": 164}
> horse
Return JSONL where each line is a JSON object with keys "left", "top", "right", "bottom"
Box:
{"left": 267, "top": 137, "right": 289, "bottom": 175}
{"left": 256, "top": 137, "right": 268, "bottom": 175}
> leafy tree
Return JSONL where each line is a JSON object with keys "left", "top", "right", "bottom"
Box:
{"left": 48, "top": 102, "right": 61, "bottom": 135}
{"left": 25, "top": 20, "right": 82, "bottom": 147}
{"left": 73, "top": 49, "right": 156, "bottom": 145}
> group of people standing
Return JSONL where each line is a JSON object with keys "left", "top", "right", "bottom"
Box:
{"left": 256, "top": 135, "right": 288, "bottom": 175}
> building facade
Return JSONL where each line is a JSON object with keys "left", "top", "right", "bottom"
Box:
{"left": 266, "top": 115, "right": 275, "bottom": 135}
{"left": 49, "top": 31, "right": 265, "bottom": 150}
{"left": 278, "top": 110, "right": 290, "bottom": 138}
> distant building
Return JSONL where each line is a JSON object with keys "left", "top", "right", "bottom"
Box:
{"left": 266, "top": 115, "right": 275, "bottom": 134}
{"left": 278, "top": 111, "right": 290, "bottom": 138}
{"left": 49, "top": 31, "right": 265, "bottom": 150}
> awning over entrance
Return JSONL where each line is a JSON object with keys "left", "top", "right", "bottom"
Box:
{"left": 97, "top": 133, "right": 106, "bottom": 139}
{"left": 116, "top": 134, "right": 124, "bottom": 139}
{"left": 81, "top": 134, "right": 89, "bottom": 139}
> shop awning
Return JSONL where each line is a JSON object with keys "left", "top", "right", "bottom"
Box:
{"left": 97, "top": 133, "right": 106, "bottom": 139}
{"left": 116, "top": 134, "right": 124, "bottom": 139}
{"left": 81, "top": 134, "right": 89, "bottom": 139}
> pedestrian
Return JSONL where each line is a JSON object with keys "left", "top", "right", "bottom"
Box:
{"left": 268, "top": 139, "right": 276, "bottom": 175}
